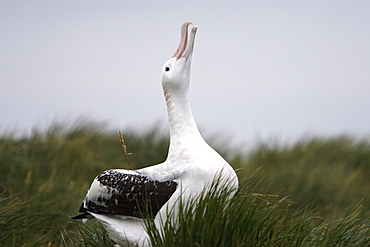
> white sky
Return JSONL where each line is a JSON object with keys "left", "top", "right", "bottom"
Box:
{"left": 1, "top": 1, "right": 369, "bottom": 147}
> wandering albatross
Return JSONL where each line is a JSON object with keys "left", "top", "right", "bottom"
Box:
{"left": 73, "top": 22, "right": 239, "bottom": 247}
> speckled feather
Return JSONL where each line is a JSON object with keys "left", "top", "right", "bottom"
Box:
{"left": 74, "top": 170, "right": 177, "bottom": 219}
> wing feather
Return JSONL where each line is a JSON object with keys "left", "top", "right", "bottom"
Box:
{"left": 73, "top": 170, "right": 177, "bottom": 219}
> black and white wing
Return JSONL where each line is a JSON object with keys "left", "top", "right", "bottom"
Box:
{"left": 72, "top": 169, "right": 178, "bottom": 219}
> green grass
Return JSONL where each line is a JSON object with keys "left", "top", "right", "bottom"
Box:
{"left": 239, "top": 136, "right": 370, "bottom": 216}
{"left": 0, "top": 119, "right": 369, "bottom": 246}
{"left": 145, "top": 180, "right": 369, "bottom": 246}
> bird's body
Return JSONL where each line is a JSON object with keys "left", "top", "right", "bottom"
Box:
{"left": 73, "top": 22, "right": 238, "bottom": 247}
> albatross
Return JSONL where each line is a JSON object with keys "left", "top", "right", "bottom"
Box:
{"left": 73, "top": 22, "right": 238, "bottom": 247}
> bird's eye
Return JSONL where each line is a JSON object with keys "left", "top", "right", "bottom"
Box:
{"left": 165, "top": 66, "right": 170, "bottom": 72}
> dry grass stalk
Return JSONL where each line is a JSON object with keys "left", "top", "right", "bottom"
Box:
{"left": 118, "top": 130, "right": 132, "bottom": 170}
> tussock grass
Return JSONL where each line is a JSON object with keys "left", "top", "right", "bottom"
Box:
{"left": 0, "top": 194, "right": 66, "bottom": 246}
{"left": 238, "top": 136, "right": 370, "bottom": 216}
{"left": 144, "top": 179, "right": 369, "bottom": 246}
{"left": 60, "top": 221, "right": 114, "bottom": 246}
{"left": 0, "top": 120, "right": 369, "bottom": 246}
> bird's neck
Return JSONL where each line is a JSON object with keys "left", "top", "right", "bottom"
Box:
{"left": 164, "top": 88, "right": 205, "bottom": 159}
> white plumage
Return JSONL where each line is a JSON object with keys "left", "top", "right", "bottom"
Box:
{"left": 73, "top": 22, "right": 238, "bottom": 247}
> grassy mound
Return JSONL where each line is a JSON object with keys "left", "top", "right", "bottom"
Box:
{"left": 0, "top": 120, "right": 369, "bottom": 246}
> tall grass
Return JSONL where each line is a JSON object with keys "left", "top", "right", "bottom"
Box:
{"left": 239, "top": 136, "right": 370, "bottom": 216}
{"left": 0, "top": 120, "right": 369, "bottom": 246}
{"left": 144, "top": 180, "right": 369, "bottom": 246}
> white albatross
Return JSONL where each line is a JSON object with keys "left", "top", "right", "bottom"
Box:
{"left": 72, "top": 22, "right": 239, "bottom": 247}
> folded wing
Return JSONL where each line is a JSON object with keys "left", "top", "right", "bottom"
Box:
{"left": 73, "top": 169, "right": 178, "bottom": 219}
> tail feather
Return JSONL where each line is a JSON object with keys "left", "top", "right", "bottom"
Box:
{"left": 71, "top": 212, "right": 92, "bottom": 220}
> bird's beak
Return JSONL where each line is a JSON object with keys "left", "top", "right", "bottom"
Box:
{"left": 172, "top": 22, "right": 197, "bottom": 60}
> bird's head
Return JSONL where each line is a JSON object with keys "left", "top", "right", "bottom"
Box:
{"left": 161, "top": 22, "right": 197, "bottom": 95}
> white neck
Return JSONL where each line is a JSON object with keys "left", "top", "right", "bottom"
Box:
{"left": 164, "top": 88, "right": 205, "bottom": 160}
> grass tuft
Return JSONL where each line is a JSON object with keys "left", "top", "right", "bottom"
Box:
{"left": 144, "top": 179, "right": 370, "bottom": 247}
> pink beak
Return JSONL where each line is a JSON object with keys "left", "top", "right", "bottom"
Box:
{"left": 172, "top": 22, "right": 197, "bottom": 60}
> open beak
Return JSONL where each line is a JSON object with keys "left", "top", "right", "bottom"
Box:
{"left": 172, "top": 22, "right": 197, "bottom": 60}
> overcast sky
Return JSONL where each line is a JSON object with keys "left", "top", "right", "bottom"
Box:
{"left": 1, "top": 1, "right": 369, "bottom": 148}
